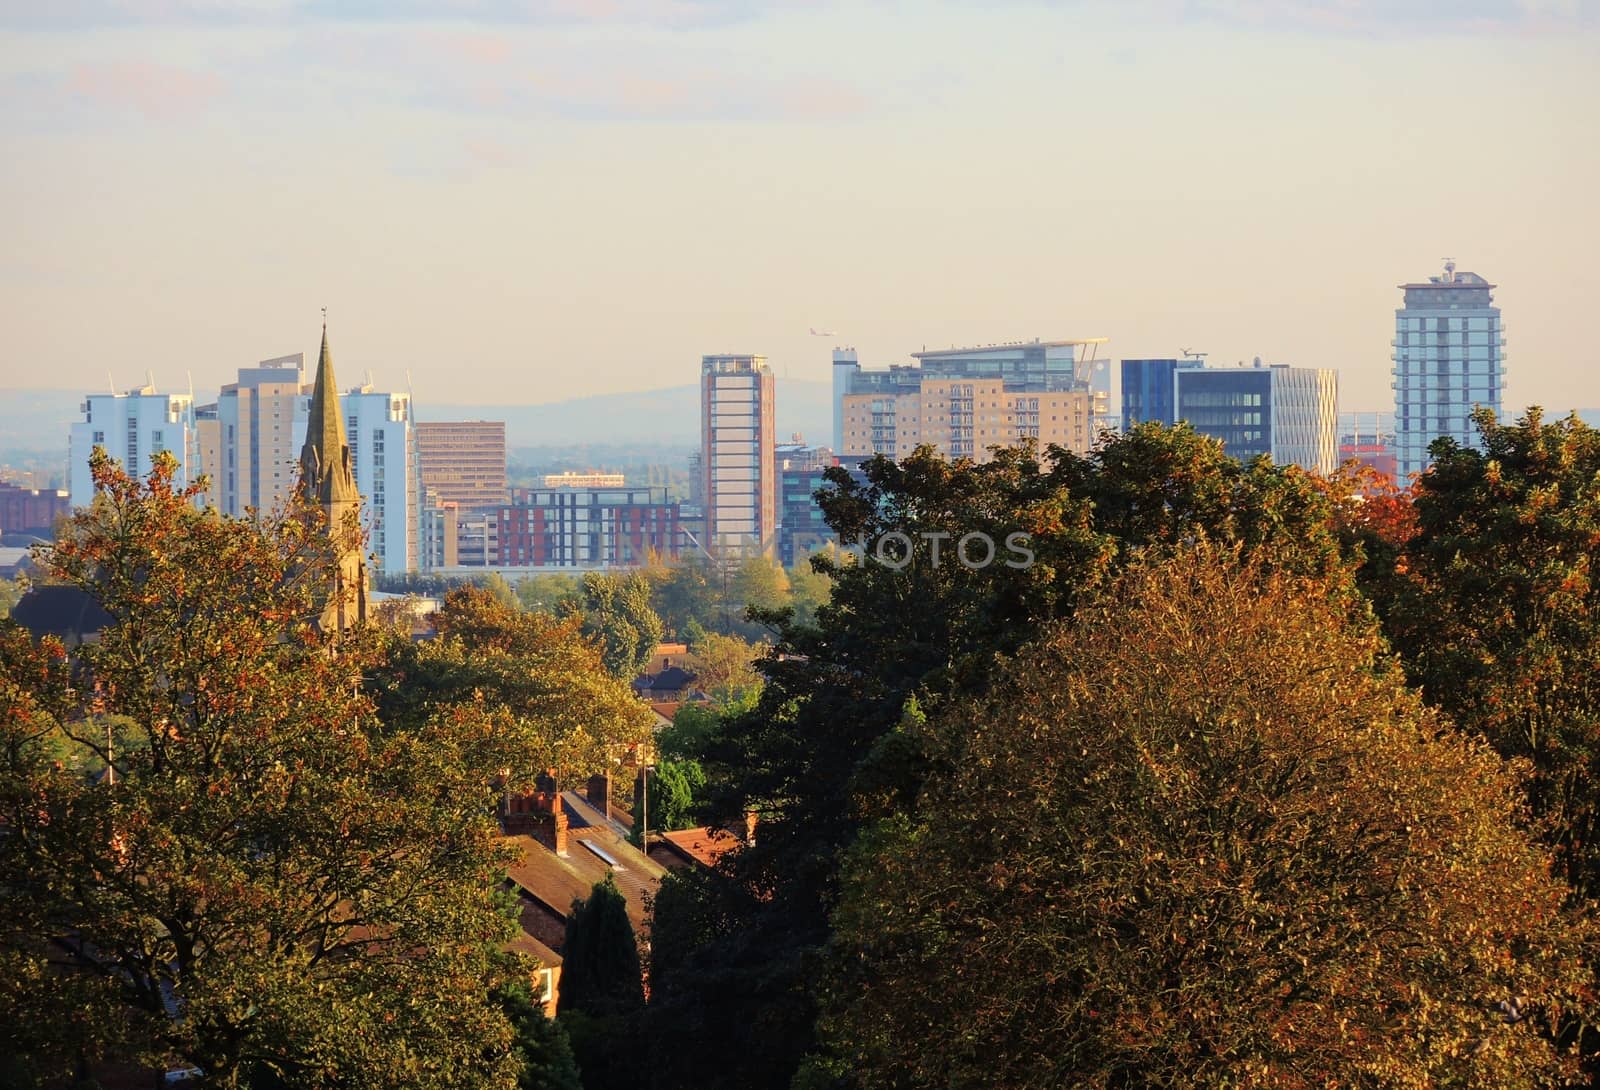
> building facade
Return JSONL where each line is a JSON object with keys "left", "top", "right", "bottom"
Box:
{"left": 701, "top": 354, "right": 776, "bottom": 559}
{"left": 1339, "top": 411, "right": 1397, "bottom": 483}
{"left": 1392, "top": 261, "right": 1505, "bottom": 480}
{"left": 834, "top": 340, "right": 1107, "bottom": 463}
{"left": 417, "top": 420, "right": 507, "bottom": 509}
{"left": 496, "top": 486, "right": 681, "bottom": 568}
{"left": 69, "top": 386, "right": 198, "bottom": 508}
{"left": 0, "top": 482, "right": 70, "bottom": 538}
{"left": 343, "top": 386, "right": 418, "bottom": 578}
{"left": 775, "top": 439, "right": 838, "bottom": 568}
{"left": 543, "top": 472, "right": 626, "bottom": 489}
{"left": 1120, "top": 357, "right": 1339, "bottom": 475}
{"left": 216, "top": 354, "right": 309, "bottom": 518}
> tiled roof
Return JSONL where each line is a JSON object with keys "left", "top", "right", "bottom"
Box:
{"left": 655, "top": 826, "right": 743, "bottom": 869}
{"left": 10, "top": 585, "right": 111, "bottom": 643}
{"left": 503, "top": 818, "right": 666, "bottom": 934}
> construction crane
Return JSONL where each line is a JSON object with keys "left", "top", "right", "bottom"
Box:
{"left": 1181, "top": 347, "right": 1208, "bottom": 362}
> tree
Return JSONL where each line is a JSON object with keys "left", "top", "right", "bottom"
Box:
{"left": 0, "top": 451, "right": 525, "bottom": 1088}
{"left": 557, "top": 876, "right": 644, "bottom": 1090}
{"left": 368, "top": 586, "right": 654, "bottom": 785}
{"left": 1373, "top": 408, "right": 1600, "bottom": 901}
{"left": 646, "top": 431, "right": 1360, "bottom": 1089}
{"left": 494, "top": 979, "right": 582, "bottom": 1090}
{"left": 786, "top": 557, "right": 833, "bottom": 629}
{"left": 731, "top": 556, "right": 789, "bottom": 615}
{"left": 648, "top": 556, "right": 719, "bottom": 640}
{"left": 481, "top": 571, "right": 521, "bottom": 610}
{"left": 0, "top": 575, "right": 24, "bottom": 619}
{"left": 822, "top": 546, "right": 1592, "bottom": 1088}
{"left": 688, "top": 631, "right": 762, "bottom": 705}
{"left": 578, "top": 572, "right": 663, "bottom": 680}
{"left": 631, "top": 759, "right": 705, "bottom": 841}
{"left": 517, "top": 574, "right": 582, "bottom": 615}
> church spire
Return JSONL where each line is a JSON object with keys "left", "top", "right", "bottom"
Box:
{"left": 298, "top": 315, "right": 359, "bottom": 507}
{"left": 297, "top": 312, "right": 367, "bottom": 632}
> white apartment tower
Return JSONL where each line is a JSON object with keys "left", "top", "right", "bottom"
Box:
{"left": 69, "top": 385, "right": 197, "bottom": 508}
{"left": 701, "top": 354, "right": 776, "bottom": 559}
{"left": 1392, "top": 261, "right": 1505, "bottom": 480}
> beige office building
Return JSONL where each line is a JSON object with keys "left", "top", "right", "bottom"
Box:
{"left": 216, "top": 354, "right": 309, "bottom": 518}
{"left": 417, "top": 420, "right": 508, "bottom": 508}
{"left": 701, "top": 354, "right": 776, "bottom": 559}
{"left": 841, "top": 379, "right": 1093, "bottom": 462}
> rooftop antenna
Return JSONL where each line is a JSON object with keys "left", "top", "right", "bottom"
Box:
{"left": 107, "top": 371, "right": 116, "bottom": 395}
{"left": 1181, "top": 348, "right": 1208, "bottom": 363}
{"left": 1442, "top": 258, "right": 1456, "bottom": 282}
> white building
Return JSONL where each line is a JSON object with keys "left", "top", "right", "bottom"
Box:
{"left": 343, "top": 384, "right": 418, "bottom": 578}
{"left": 1268, "top": 365, "right": 1340, "bottom": 476}
{"left": 1392, "top": 261, "right": 1505, "bottom": 480}
{"left": 69, "top": 386, "right": 197, "bottom": 508}
{"left": 701, "top": 354, "right": 775, "bottom": 559}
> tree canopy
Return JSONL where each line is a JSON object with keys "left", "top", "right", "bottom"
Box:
{"left": 822, "top": 545, "right": 1590, "bottom": 1088}
{"left": 0, "top": 451, "right": 530, "bottom": 1088}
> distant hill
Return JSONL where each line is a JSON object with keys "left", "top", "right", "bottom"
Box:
{"left": 424, "top": 378, "right": 833, "bottom": 449}
{"left": 0, "top": 379, "right": 835, "bottom": 457}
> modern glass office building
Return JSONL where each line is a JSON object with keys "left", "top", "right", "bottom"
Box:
{"left": 1392, "top": 261, "right": 1505, "bottom": 480}
{"left": 1120, "top": 357, "right": 1338, "bottom": 474}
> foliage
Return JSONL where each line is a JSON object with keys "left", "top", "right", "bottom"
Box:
{"left": 687, "top": 631, "right": 763, "bottom": 704}
{"left": 822, "top": 546, "right": 1592, "bottom": 1089}
{"left": 517, "top": 574, "right": 582, "bottom": 615}
{"left": 482, "top": 571, "right": 520, "bottom": 610}
{"left": 494, "top": 979, "right": 582, "bottom": 1090}
{"left": 646, "top": 428, "right": 1356, "bottom": 1089}
{"left": 0, "top": 575, "right": 24, "bottom": 618}
{"left": 658, "top": 702, "right": 722, "bottom": 762}
{"left": 577, "top": 572, "right": 663, "bottom": 680}
{"left": 731, "top": 555, "right": 790, "bottom": 615}
{"left": 632, "top": 759, "right": 705, "bottom": 841}
{"left": 0, "top": 451, "right": 524, "bottom": 1088}
{"left": 1374, "top": 408, "right": 1600, "bottom": 901}
{"left": 557, "top": 876, "right": 644, "bottom": 1090}
{"left": 367, "top": 585, "right": 654, "bottom": 783}
{"left": 785, "top": 558, "right": 833, "bottom": 629}
{"left": 648, "top": 555, "right": 721, "bottom": 640}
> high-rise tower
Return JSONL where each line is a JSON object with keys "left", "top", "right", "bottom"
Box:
{"left": 297, "top": 322, "right": 368, "bottom": 631}
{"left": 1392, "top": 261, "right": 1505, "bottom": 480}
{"left": 701, "top": 354, "right": 776, "bottom": 559}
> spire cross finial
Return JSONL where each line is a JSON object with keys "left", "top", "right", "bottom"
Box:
{"left": 322, "top": 305, "right": 328, "bottom": 331}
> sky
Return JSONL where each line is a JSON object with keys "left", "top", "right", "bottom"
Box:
{"left": 1, "top": 0, "right": 1597, "bottom": 416}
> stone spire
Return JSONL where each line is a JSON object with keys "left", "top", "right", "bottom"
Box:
{"left": 298, "top": 319, "right": 360, "bottom": 509}
{"left": 297, "top": 314, "right": 367, "bottom": 631}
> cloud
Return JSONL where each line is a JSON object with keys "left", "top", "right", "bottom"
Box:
{"left": 1175, "top": 0, "right": 1596, "bottom": 36}
{"left": 0, "top": 0, "right": 802, "bottom": 31}
{"left": 67, "top": 61, "right": 225, "bottom": 119}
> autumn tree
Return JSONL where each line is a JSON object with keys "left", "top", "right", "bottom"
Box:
{"left": 1375, "top": 408, "right": 1600, "bottom": 901}
{"left": 822, "top": 546, "right": 1592, "bottom": 1088}
{"left": 369, "top": 585, "right": 654, "bottom": 784}
{"left": 647, "top": 428, "right": 1355, "bottom": 1089}
{"left": 0, "top": 451, "right": 528, "bottom": 1087}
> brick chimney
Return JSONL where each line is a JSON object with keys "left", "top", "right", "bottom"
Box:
{"left": 587, "top": 771, "right": 612, "bottom": 821}
{"left": 501, "top": 785, "right": 569, "bottom": 856}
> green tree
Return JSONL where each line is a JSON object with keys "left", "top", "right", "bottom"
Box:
{"left": 631, "top": 759, "right": 705, "bottom": 842}
{"left": 481, "top": 571, "right": 520, "bottom": 610}
{"left": 786, "top": 557, "right": 834, "bottom": 629}
{"left": 578, "top": 572, "right": 663, "bottom": 680}
{"left": 0, "top": 575, "right": 24, "bottom": 619}
{"left": 731, "top": 555, "right": 790, "bottom": 616}
{"left": 688, "top": 631, "right": 762, "bottom": 705}
{"left": 649, "top": 556, "right": 719, "bottom": 640}
{"left": 647, "top": 430, "right": 1354, "bottom": 1090}
{"left": 517, "top": 573, "right": 582, "bottom": 615}
{"left": 823, "top": 546, "right": 1592, "bottom": 1088}
{"left": 494, "top": 979, "right": 582, "bottom": 1090}
{"left": 1374, "top": 408, "right": 1600, "bottom": 900}
{"left": 557, "top": 875, "right": 644, "bottom": 1090}
{"left": 0, "top": 451, "right": 524, "bottom": 1088}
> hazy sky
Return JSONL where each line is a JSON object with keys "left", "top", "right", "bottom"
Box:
{"left": 2, "top": 0, "right": 1596, "bottom": 416}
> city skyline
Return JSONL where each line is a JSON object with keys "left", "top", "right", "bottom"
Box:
{"left": 3, "top": 3, "right": 1596, "bottom": 414}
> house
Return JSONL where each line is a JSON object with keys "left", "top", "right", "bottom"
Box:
{"left": 10, "top": 584, "right": 112, "bottom": 647}
{"left": 646, "top": 814, "right": 756, "bottom": 872}
{"left": 631, "top": 664, "right": 699, "bottom": 701}
{"left": 500, "top": 785, "right": 666, "bottom": 1013}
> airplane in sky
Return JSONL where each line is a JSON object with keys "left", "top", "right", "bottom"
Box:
{"left": 810, "top": 327, "right": 838, "bottom": 336}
